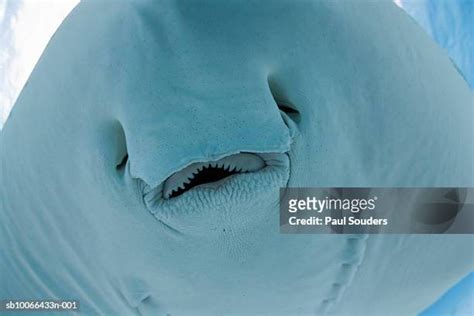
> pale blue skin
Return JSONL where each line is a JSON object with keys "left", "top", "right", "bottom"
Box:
{"left": 0, "top": 1, "right": 473, "bottom": 315}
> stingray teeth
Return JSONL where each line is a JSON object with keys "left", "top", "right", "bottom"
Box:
{"left": 163, "top": 153, "right": 266, "bottom": 199}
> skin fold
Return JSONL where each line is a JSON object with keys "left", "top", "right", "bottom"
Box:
{"left": 0, "top": 0, "right": 473, "bottom": 315}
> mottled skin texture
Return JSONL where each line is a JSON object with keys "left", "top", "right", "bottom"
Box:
{"left": 0, "top": 0, "right": 473, "bottom": 315}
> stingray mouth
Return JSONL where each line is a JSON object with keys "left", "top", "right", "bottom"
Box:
{"left": 140, "top": 152, "right": 290, "bottom": 215}
{"left": 164, "top": 153, "right": 264, "bottom": 199}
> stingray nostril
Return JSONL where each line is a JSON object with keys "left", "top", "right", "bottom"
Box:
{"left": 267, "top": 77, "right": 301, "bottom": 124}
{"left": 116, "top": 154, "right": 129, "bottom": 170}
{"left": 277, "top": 102, "right": 301, "bottom": 124}
{"left": 114, "top": 121, "right": 129, "bottom": 171}
{"left": 277, "top": 103, "right": 299, "bottom": 114}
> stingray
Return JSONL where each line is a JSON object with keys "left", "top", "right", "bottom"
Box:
{"left": 0, "top": 0, "right": 473, "bottom": 315}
